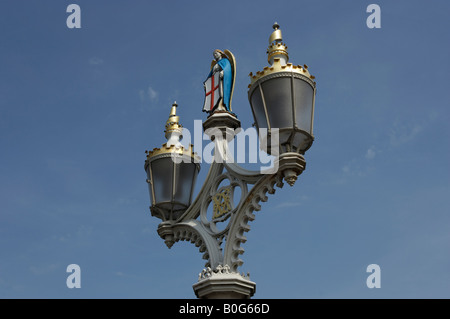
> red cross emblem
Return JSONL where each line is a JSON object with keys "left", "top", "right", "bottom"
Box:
{"left": 203, "top": 72, "right": 220, "bottom": 112}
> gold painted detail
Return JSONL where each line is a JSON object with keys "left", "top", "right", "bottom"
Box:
{"left": 267, "top": 42, "right": 289, "bottom": 64}
{"left": 165, "top": 102, "right": 182, "bottom": 139}
{"left": 248, "top": 58, "right": 316, "bottom": 88}
{"left": 267, "top": 22, "right": 289, "bottom": 65}
{"left": 144, "top": 101, "right": 200, "bottom": 165}
{"left": 268, "top": 22, "right": 283, "bottom": 43}
{"left": 249, "top": 23, "right": 316, "bottom": 88}
{"left": 145, "top": 143, "right": 200, "bottom": 161}
{"left": 212, "top": 187, "right": 232, "bottom": 220}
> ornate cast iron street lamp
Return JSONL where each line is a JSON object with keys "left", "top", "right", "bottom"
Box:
{"left": 145, "top": 102, "right": 200, "bottom": 224}
{"left": 144, "top": 23, "right": 316, "bottom": 299}
{"left": 248, "top": 22, "right": 316, "bottom": 186}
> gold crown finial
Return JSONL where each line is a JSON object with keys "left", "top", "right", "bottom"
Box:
{"left": 267, "top": 23, "right": 288, "bottom": 64}
{"left": 145, "top": 100, "right": 200, "bottom": 162}
{"left": 165, "top": 101, "right": 182, "bottom": 139}
{"left": 269, "top": 22, "right": 283, "bottom": 44}
{"left": 169, "top": 101, "right": 178, "bottom": 117}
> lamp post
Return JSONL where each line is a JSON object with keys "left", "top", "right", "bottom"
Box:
{"left": 144, "top": 23, "right": 316, "bottom": 299}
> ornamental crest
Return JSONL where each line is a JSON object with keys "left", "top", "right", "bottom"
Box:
{"left": 212, "top": 186, "right": 232, "bottom": 220}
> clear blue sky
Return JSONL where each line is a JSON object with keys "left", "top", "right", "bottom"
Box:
{"left": 1, "top": 0, "right": 449, "bottom": 298}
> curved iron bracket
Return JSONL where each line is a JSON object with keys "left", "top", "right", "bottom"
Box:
{"left": 155, "top": 136, "right": 305, "bottom": 272}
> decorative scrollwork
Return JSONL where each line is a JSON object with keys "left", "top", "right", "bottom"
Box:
{"left": 224, "top": 173, "right": 284, "bottom": 271}
{"left": 156, "top": 136, "right": 301, "bottom": 273}
{"left": 197, "top": 264, "right": 250, "bottom": 281}
{"left": 199, "top": 171, "right": 246, "bottom": 236}
{"left": 166, "top": 220, "right": 224, "bottom": 269}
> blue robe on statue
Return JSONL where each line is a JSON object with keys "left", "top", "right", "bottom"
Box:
{"left": 207, "top": 57, "right": 232, "bottom": 112}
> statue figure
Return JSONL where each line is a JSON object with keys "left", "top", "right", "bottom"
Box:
{"left": 203, "top": 49, "right": 236, "bottom": 114}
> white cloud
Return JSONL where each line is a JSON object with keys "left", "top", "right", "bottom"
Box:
{"left": 55, "top": 224, "right": 93, "bottom": 243}
{"left": 29, "top": 263, "right": 59, "bottom": 275}
{"left": 89, "top": 57, "right": 104, "bottom": 65}
{"left": 139, "top": 85, "right": 159, "bottom": 106}
{"left": 389, "top": 123, "right": 423, "bottom": 147}
{"left": 148, "top": 86, "right": 158, "bottom": 102}
{"left": 366, "top": 146, "right": 376, "bottom": 160}
{"left": 275, "top": 196, "right": 308, "bottom": 209}
{"left": 341, "top": 147, "right": 377, "bottom": 178}
{"left": 342, "top": 165, "right": 350, "bottom": 174}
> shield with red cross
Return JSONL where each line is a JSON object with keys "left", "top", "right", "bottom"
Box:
{"left": 203, "top": 72, "right": 220, "bottom": 112}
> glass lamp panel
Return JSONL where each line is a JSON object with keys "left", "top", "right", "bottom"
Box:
{"left": 278, "top": 130, "right": 292, "bottom": 146}
{"left": 173, "top": 161, "right": 196, "bottom": 207}
{"left": 146, "top": 166, "right": 155, "bottom": 205}
{"left": 293, "top": 78, "right": 314, "bottom": 134}
{"left": 190, "top": 164, "right": 199, "bottom": 202}
{"left": 150, "top": 157, "right": 174, "bottom": 205}
{"left": 261, "top": 77, "right": 293, "bottom": 129}
{"left": 249, "top": 87, "right": 269, "bottom": 130}
{"left": 291, "top": 131, "right": 312, "bottom": 153}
